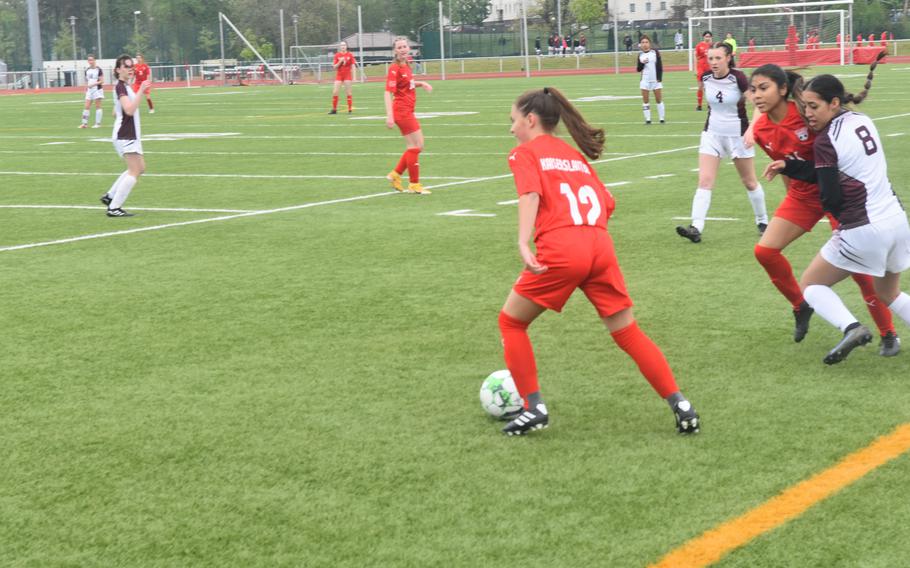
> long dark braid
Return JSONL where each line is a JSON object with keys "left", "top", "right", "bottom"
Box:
{"left": 802, "top": 50, "right": 886, "bottom": 106}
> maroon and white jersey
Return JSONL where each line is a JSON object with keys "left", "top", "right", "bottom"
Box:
{"left": 814, "top": 111, "right": 902, "bottom": 228}
{"left": 112, "top": 80, "right": 141, "bottom": 141}
{"left": 702, "top": 68, "right": 749, "bottom": 137}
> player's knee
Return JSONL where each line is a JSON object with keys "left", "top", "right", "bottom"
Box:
{"left": 498, "top": 311, "right": 529, "bottom": 333}
{"left": 754, "top": 244, "right": 780, "bottom": 266}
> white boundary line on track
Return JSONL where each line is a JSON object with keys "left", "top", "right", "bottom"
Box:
{"left": 0, "top": 144, "right": 699, "bottom": 253}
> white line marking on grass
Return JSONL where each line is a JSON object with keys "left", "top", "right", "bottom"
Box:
{"left": 645, "top": 174, "right": 676, "bottom": 179}
{"left": 437, "top": 209, "right": 496, "bottom": 217}
{"left": 39, "top": 142, "right": 74, "bottom": 146}
{"left": 672, "top": 216, "right": 740, "bottom": 221}
{"left": 0, "top": 149, "right": 575, "bottom": 158}
{"left": 887, "top": 133, "right": 905, "bottom": 137}
{"left": 0, "top": 192, "right": 396, "bottom": 253}
{"left": 606, "top": 181, "right": 631, "bottom": 187}
{"left": 190, "top": 91, "right": 250, "bottom": 96}
{"left": 0, "top": 205, "right": 257, "bottom": 213}
{"left": 0, "top": 171, "right": 472, "bottom": 181}
{"left": 874, "top": 113, "right": 910, "bottom": 121}
{"left": 497, "top": 199, "right": 519, "bottom": 205}
{"left": 31, "top": 100, "right": 85, "bottom": 104}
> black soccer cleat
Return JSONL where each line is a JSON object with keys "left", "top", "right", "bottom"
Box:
{"left": 100, "top": 193, "right": 112, "bottom": 206}
{"left": 328, "top": 109, "right": 337, "bottom": 114}
{"left": 502, "top": 404, "right": 549, "bottom": 436}
{"left": 659, "top": 119, "right": 665, "bottom": 124}
{"left": 793, "top": 300, "right": 814, "bottom": 343}
{"left": 676, "top": 224, "right": 702, "bottom": 243}
{"left": 880, "top": 331, "right": 901, "bottom": 357}
{"left": 106, "top": 208, "right": 134, "bottom": 217}
{"left": 645, "top": 120, "right": 652, "bottom": 125}
{"left": 696, "top": 105, "right": 703, "bottom": 111}
{"left": 823, "top": 323, "right": 873, "bottom": 365}
{"left": 757, "top": 222, "right": 768, "bottom": 235}
{"left": 673, "top": 400, "right": 700, "bottom": 434}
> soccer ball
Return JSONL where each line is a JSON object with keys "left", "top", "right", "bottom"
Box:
{"left": 479, "top": 370, "right": 524, "bottom": 419}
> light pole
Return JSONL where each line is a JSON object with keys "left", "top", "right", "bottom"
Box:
{"left": 133, "top": 10, "right": 141, "bottom": 37}
{"left": 95, "top": 0, "right": 102, "bottom": 58}
{"left": 69, "top": 15, "right": 78, "bottom": 84}
{"left": 292, "top": 14, "right": 299, "bottom": 47}
{"left": 336, "top": 0, "right": 341, "bottom": 42}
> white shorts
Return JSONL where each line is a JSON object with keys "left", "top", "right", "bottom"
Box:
{"left": 639, "top": 79, "right": 663, "bottom": 91}
{"left": 113, "top": 139, "right": 143, "bottom": 157}
{"left": 821, "top": 213, "right": 910, "bottom": 277}
{"left": 85, "top": 86, "right": 104, "bottom": 101}
{"left": 698, "top": 131, "right": 755, "bottom": 160}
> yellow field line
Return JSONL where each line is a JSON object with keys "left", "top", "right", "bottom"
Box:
{"left": 650, "top": 423, "right": 910, "bottom": 568}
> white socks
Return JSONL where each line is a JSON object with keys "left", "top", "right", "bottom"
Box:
{"left": 691, "top": 188, "right": 712, "bottom": 232}
{"left": 95, "top": 109, "right": 103, "bottom": 126}
{"left": 643, "top": 104, "right": 651, "bottom": 122}
{"left": 657, "top": 102, "right": 665, "bottom": 121}
{"left": 804, "top": 285, "right": 858, "bottom": 332}
{"left": 747, "top": 184, "right": 769, "bottom": 225}
{"left": 109, "top": 172, "right": 137, "bottom": 209}
{"left": 81, "top": 110, "right": 89, "bottom": 125}
{"left": 888, "top": 292, "right": 910, "bottom": 328}
{"left": 106, "top": 171, "right": 129, "bottom": 200}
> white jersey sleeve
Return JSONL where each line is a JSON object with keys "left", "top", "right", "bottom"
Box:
{"left": 814, "top": 111, "right": 903, "bottom": 229}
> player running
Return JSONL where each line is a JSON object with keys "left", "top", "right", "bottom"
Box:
{"left": 749, "top": 62, "right": 898, "bottom": 353}
{"left": 498, "top": 87, "right": 700, "bottom": 436}
{"left": 100, "top": 55, "right": 151, "bottom": 218}
{"left": 328, "top": 41, "right": 356, "bottom": 114}
{"left": 636, "top": 35, "right": 665, "bottom": 125}
{"left": 694, "top": 31, "right": 712, "bottom": 111}
{"left": 384, "top": 36, "right": 432, "bottom": 195}
{"left": 79, "top": 55, "right": 104, "bottom": 129}
{"left": 132, "top": 54, "right": 155, "bottom": 113}
{"left": 765, "top": 54, "right": 910, "bottom": 364}
{"left": 676, "top": 42, "right": 768, "bottom": 244}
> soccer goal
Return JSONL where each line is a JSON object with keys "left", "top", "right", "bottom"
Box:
{"left": 290, "top": 44, "right": 336, "bottom": 82}
{"left": 689, "top": 1, "right": 852, "bottom": 69}
{"left": 218, "top": 12, "right": 284, "bottom": 85}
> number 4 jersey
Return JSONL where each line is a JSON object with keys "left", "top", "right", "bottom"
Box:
{"left": 508, "top": 134, "right": 615, "bottom": 241}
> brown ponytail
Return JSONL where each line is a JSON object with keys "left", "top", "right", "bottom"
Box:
{"left": 514, "top": 87, "right": 605, "bottom": 160}
{"left": 845, "top": 49, "right": 886, "bottom": 105}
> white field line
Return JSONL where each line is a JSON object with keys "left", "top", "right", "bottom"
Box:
{"left": 0, "top": 205, "right": 257, "bottom": 213}
{"left": 0, "top": 149, "right": 635, "bottom": 157}
{"left": 1, "top": 144, "right": 698, "bottom": 253}
{"left": 672, "top": 216, "right": 740, "bottom": 221}
{"left": 874, "top": 112, "right": 910, "bottom": 121}
{"left": 886, "top": 133, "right": 905, "bottom": 137}
{"left": 0, "top": 171, "right": 472, "bottom": 181}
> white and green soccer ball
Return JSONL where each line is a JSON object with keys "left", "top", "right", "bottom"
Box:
{"left": 479, "top": 370, "right": 524, "bottom": 419}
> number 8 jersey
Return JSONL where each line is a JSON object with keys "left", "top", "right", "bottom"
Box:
{"left": 508, "top": 134, "right": 615, "bottom": 241}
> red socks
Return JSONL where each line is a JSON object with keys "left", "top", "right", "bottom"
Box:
{"left": 406, "top": 148, "right": 421, "bottom": 183}
{"left": 346, "top": 95, "right": 353, "bottom": 111}
{"left": 332, "top": 95, "right": 338, "bottom": 110}
{"left": 755, "top": 245, "right": 804, "bottom": 309}
{"left": 852, "top": 273, "right": 895, "bottom": 336}
{"left": 498, "top": 311, "right": 539, "bottom": 402}
{"left": 611, "top": 322, "right": 679, "bottom": 398}
{"left": 697, "top": 88, "right": 703, "bottom": 106}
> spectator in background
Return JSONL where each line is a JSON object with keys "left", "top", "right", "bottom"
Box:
{"left": 675, "top": 29, "right": 684, "bottom": 50}
{"left": 579, "top": 34, "right": 587, "bottom": 55}
{"left": 868, "top": 32, "right": 875, "bottom": 45}
{"left": 856, "top": 33, "right": 863, "bottom": 46}
{"left": 723, "top": 31, "right": 738, "bottom": 54}
{"left": 881, "top": 31, "right": 888, "bottom": 48}
{"left": 624, "top": 35, "right": 633, "bottom": 51}
{"left": 535, "top": 36, "right": 541, "bottom": 55}
{"left": 748, "top": 37, "right": 756, "bottom": 52}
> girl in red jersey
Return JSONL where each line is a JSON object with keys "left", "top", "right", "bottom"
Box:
{"left": 694, "top": 31, "right": 713, "bottom": 110}
{"left": 749, "top": 63, "right": 898, "bottom": 355}
{"left": 498, "top": 87, "right": 700, "bottom": 436}
{"left": 328, "top": 41, "right": 356, "bottom": 114}
{"left": 385, "top": 37, "right": 432, "bottom": 195}
{"left": 132, "top": 54, "right": 154, "bottom": 113}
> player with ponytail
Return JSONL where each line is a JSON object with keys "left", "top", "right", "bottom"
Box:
{"left": 497, "top": 86, "right": 700, "bottom": 436}
{"left": 749, "top": 61, "right": 898, "bottom": 354}
{"left": 764, "top": 51, "right": 910, "bottom": 364}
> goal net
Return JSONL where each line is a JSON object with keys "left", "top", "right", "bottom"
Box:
{"left": 289, "top": 44, "right": 338, "bottom": 82}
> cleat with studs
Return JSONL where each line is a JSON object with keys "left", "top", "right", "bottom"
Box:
{"left": 823, "top": 323, "right": 872, "bottom": 365}
{"left": 793, "top": 300, "right": 814, "bottom": 343}
{"left": 676, "top": 224, "right": 702, "bottom": 243}
{"left": 502, "top": 404, "right": 549, "bottom": 436}
{"left": 880, "top": 331, "right": 901, "bottom": 357}
{"left": 673, "top": 400, "right": 700, "bottom": 434}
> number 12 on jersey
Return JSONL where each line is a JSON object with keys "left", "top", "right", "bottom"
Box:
{"left": 560, "top": 183, "right": 602, "bottom": 226}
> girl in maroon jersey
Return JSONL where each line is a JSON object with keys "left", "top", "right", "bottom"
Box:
{"left": 498, "top": 87, "right": 699, "bottom": 436}
{"left": 750, "top": 63, "right": 897, "bottom": 355}
{"left": 328, "top": 41, "right": 356, "bottom": 114}
{"left": 384, "top": 37, "right": 432, "bottom": 195}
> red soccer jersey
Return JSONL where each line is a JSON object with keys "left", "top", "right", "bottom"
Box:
{"left": 386, "top": 62, "right": 415, "bottom": 114}
{"left": 508, "top": 134, "right": 615, "bottom": 241}
{"left": 753, "top": 101, "right": 817, "bottom": 200}
{"left": 132, "top": 62, "right": 150, "bottom": 92}
{"left": 333, "top": 51, "right": 356, "bottom": 80}
{"left": 695, "top": 42, "right": 710, "bottom": 71}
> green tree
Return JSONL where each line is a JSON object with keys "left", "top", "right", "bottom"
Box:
{"left": 454, "top": 0, "right": 492, "bottom": 26}
{"left": 197, "top": 27, "right": 219, "bottom": 59}
{"left": 53, "top": 19, "right": 79, "bottom": 61}
{"left": 568, "top": 0, "right": 603, "bottom": 28}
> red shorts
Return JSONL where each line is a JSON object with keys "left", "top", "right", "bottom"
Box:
{"left": 513, "top": 227, "right": 633, "bottom": 318}
{"left": 335, "top": 71, "right": 352, "bottom": 82}
{"left": 394, "top": 111, "right": 420, "bottom": 136}
{"left": 774, "top": 191, "right": 836, "bottom": 232}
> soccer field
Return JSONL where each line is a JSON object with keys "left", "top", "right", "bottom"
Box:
{"left": 2, "top": 65, "right": 910, "bottom": 566}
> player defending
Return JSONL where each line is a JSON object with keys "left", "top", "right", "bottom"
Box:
{"left": 385, "top": 37, "right": 432, "bottom": 195}
{"left": 694, "top": 31, "right": 712, "bottom": 111}
{"left": 498, "top": 87, "right": 700, "bottom": 436}
{"left": 100, "top": 55, "right": 151, "bottom": 218}
{"left": 79, "top": 55, "right": 104, "bottom": 128}
{"left": 636, "top": 35, "right": 665, "bottom": 125}
{"left": 329, "top": 41, "right": 356, "bottom": 114}
{"left": 132, "top": 54, "right": 155, "bottom": 113}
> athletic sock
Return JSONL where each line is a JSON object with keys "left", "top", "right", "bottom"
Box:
{"left": 147, "top": 97, "right": 154, "bottom": 110}
{"left": 642, "top": 104, "right": 651, "bottom": 122}
{"left": 697, "top": 89, "right": 703, "bottom": 106}
{"left": 81, "top": 109, "right": 89, "bottom": 124}
{"left": 346, "top": 95, "right": 353, "bottom": 111}
{"left": 498, "top": 311, "right": 540, "bottom": 405}
{"left": 851, "top": 273, "right": 895, "bottom": 335}
{"left": 887, "top": 292, "right": 910, "bottom": 328}
{"left": 406, "top": 148, "right": 421, "bottom": 183}
{"left": 754, "top": 245, "right": 803, "bottom": 308}
{"left": 394, "top": 151, "right": 408, "bottom": 175}
{"left": 110, "top": 174, "right": 137, "bottom": 209}
{"left": 107, "top": 171, "right": 129, "bottom": 199}
{"left": 747, "top": 184, "right": 768, "bottom": 224}
{"left": 657, "top": 102, "right": 665, "bottom": 121}
{"left": 95, "top": 109, "right": 103, "bottom": 126}
{"left": 611, "top": 321, "right": 679, "bottom": 398}
{"left": 691, "top": 188, "right": 712, "bottom": 232}
{"left": 804, "top": 284, "right": 859, "bottom": 332}
{"left": 332, "top": 95, "right": 338, "bottom": 110}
